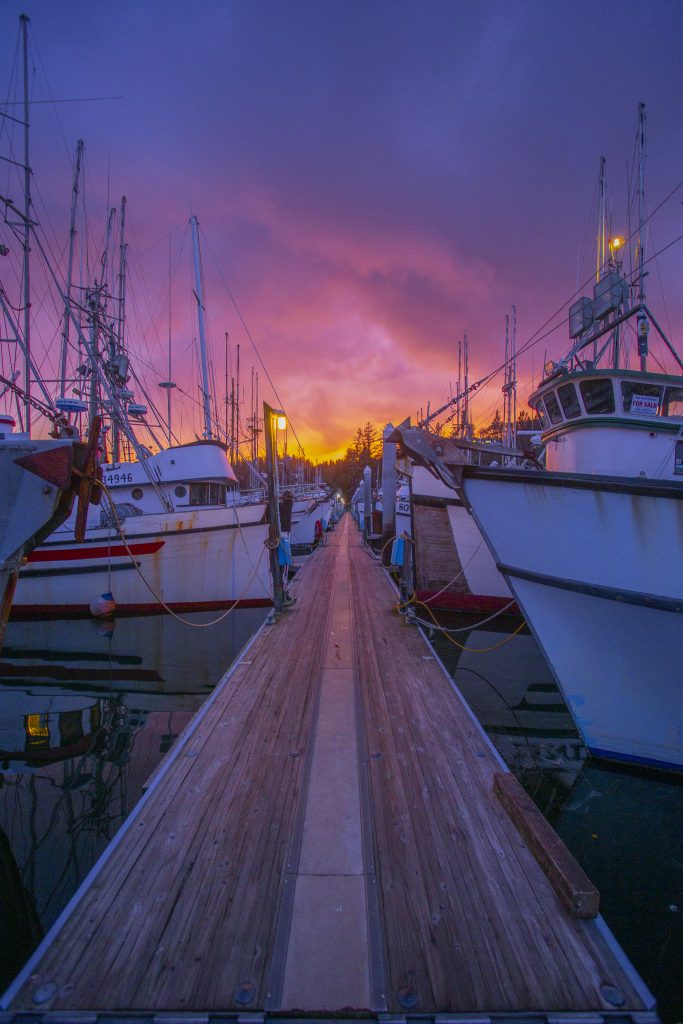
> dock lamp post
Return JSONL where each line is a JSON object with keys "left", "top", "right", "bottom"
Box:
{"left": 264, "top": 403, "right": 286, "bottom": 615}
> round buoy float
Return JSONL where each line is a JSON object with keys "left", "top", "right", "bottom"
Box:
{"left": 90, "top": 591, "right": 116, "bottom": 619}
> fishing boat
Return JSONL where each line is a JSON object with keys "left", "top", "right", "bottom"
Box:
{"left": 0, "top": 414, "right": 96, "bottom": 643}
{"left": 393, "top": 106, "right": 683, "bottom": 771}
{"left": 4, "top": 205, "right": 270, "bottom": 616}
{"left": 1, "top": 21, "right": 271, "bottom": 618}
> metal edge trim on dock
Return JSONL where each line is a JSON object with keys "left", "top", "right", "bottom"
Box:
{"left": 0, "top": 1009, "right": 662, "bottom": 1024}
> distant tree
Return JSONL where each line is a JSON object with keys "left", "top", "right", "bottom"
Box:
{"left": 479, "top": 408, "right": 504, "bottom": 442}
{"left": 321, "top": 421, "right": 383, "bottom": 499}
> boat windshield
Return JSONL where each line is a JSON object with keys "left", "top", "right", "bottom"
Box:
{"left": 542, "top": 391, "right": 563, "bottom": 424}
{"left": 579, "top": 378, "right": 615, "bottom": 414}
{"left": 663, "top": 386, "right": 683, "bottom": 417}
{"left": 620, "top": 381, "right": 663, "bottom": 416}
{"left": 557, "top": 382, "right": 581, "bottom": 419}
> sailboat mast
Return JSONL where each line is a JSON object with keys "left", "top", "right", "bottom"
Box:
{"left": 597, "top": 156, "right": 606, "bottom": 282}
{"left": 224, "top": 331, "right": 229, "bottom": 441}
{"left": 511, "top": 305, "right": 517, "bottom": 441}
{"left": 637, "top": 102, "right": 649, "bottom": 372}
{"left": 59, "top": 139, "right": 84, "bottom": 397}
{"left": 463, "top": 333, "right": 470, "bottom": 439}
{"left": 190, "top": 215, "right": 213, "bottom": 439}
{"left": 21, "top": 15, "right": 31, "bottom": 433}
{"left": 117, "top": 196, "right": 127, "bottom": 354}
{"left": 235, "top": 343, "right": 240, "bottom": 453}
{"left": 457, "top": 338, "right": 462, "bottom": 436}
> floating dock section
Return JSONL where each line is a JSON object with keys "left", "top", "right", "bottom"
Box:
{"left": 1, "top": 516, "right": 656, "bottom": 1020}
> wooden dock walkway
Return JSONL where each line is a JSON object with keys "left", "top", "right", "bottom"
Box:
{"left": 1, "top": 516, "right": 655, "bottom": 1020}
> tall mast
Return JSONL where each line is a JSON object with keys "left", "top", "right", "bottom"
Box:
{"left": 457, "top": 338, "right": 462, "bottom": 436}
{"left": 597, "top": 156, "right": 606, "bottom": 281}
{"left": 21, "top": 14, "right": 31, "bottom": 433}
{"left": 190, "top": 214, "right": 213, "bottom": 439}
{"left": 117, "top": 195, "right": 127, "bottom": 354}
{"left": 463, "top": 333, "right": 471, "bottom": 439}
{"left": 224, "top": 331, "right": 229, "bottom": 440}
{"left": 159, "top": 231, "right": 177, "bottom": 447}
{"left": 636, "top": 102, "right": 649, "bottom": 372}
{"left": 59, "top": 139, "right": 84, "bottom": 397}
{"left": 235, "top": 343, "right": 240, "bottom": 453}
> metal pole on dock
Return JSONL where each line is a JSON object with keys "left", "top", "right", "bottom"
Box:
{"left": 362, "top": 465, "right": 372, "bottom": 544}
{"left": 264, "top": 402, "right": 285, "bottom": 614}
{"left": 381, "top": 423, "right": 397, "bottom": 563}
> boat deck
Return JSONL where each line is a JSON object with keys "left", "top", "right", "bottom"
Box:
{"left": 1, "top": 517, "right": 655, "bottom": 1020}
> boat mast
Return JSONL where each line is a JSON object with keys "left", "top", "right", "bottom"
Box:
{"left": 235, "top": 342, "right": 240, "bottom": 453}
{"left": 190, "top": 214, "right": 213, "bottom": 439}
{"left": 159, "top": 232, "right": 176, "bottom": 446}
{"left": 117, "top": 196, "right": 127, "bottom": 355}
{"left": 502, "top": 306, "right": 517, "bottom": 448}
{"left": 113, "top": 195, "right": 127, "bottom": 461}
{"left": 21, "top": 15, "right": 31, "bottom": 433}
{"left": 457, "top": 338, "right": 462, "bottom": 436}
{"left": 59, "top": 139, "right": 84, "bottom": 398}
{"left": 596, "top": 156, "right": 606, "bottom": 283}
{"left": 463, "top": 333, "right": 471, "bottom": 439}
{"left": 636, "top": 102, "right": 649, "bottom": 372}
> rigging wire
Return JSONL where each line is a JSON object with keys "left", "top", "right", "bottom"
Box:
{"left": 200, "top": 226, "right": 307, "bottom": 458}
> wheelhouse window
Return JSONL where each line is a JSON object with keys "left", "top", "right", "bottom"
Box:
{"left": 621, "top": 381, "right": 663, "bottom": 416}
{"left": 189, "top": 482, "right": 227, "bottom": 506}
{"left": 579, "top": 378, "right": 615, "bottom": 414}
{"left": 542, "top": 390, "right": 563, "bottom": 425}
{"left": 663, "top": 386, "right": 683, "bottom": 417}
{"left": 531, "top": 400, "right": 549, "bottom": 429}
{"left": 557, "top": 382, "right": 581, "bottom": 419}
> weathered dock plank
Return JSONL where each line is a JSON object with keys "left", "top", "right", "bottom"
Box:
{"left": 3, "top": 533, "right": 340, "bottom": 1013}
{"left": 349, "top": 532, "right": 646, "bottom": 1013}
{"left": 1, "top": 516, "right": 655, "bottom": 1020}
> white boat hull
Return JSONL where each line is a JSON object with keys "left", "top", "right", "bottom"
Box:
{"left": 13, "top": 504, "right": 271, "bottom": 615}
{"left": 462, "top": 468, "right": 683, "bottom": 771}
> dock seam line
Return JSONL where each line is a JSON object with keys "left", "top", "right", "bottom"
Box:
{"left": 263, "top": 533, "right": 341, "bottom": 1010}
{"left": 350, "top": 533, "right": 389, "bottom": 1013}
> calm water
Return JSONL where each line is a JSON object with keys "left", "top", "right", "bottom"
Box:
{"left": 431, "top": 619, "right": 683, "bottom": 1024}
{"left": 0, "top": 606, "right": 681, "bottom": 1020}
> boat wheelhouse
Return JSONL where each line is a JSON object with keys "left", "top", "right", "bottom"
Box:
{"left": 530, "top": 368, "right": 683, "bottom": 479}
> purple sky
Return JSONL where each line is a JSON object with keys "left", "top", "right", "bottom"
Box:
{"left": 2, "top": 0, "right": 683, "bottom": 458}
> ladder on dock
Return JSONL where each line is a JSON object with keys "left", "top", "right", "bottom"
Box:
{"left": 1, "top": 516, "right": 656, "bottom": 1021}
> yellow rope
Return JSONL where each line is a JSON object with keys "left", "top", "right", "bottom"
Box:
{"left": 414, "top": 596, "right": 527, "bottom": 652}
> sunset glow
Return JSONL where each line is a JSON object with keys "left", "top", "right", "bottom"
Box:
{"left": 2, "top": 1, "right": 683, "bottom": 462}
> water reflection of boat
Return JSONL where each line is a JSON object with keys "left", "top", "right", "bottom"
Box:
{"left": 0, "top": 608, "right": 265, "bottom": 992}
{"left": 436, "top": 625, "right": 586, "bottom": 794}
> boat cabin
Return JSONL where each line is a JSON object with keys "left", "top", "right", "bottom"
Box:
{"left": 529, "top": 369, "right": 683, "bottom": 479}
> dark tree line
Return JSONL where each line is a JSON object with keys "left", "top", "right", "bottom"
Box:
{"left": 319, "top": 422, "right": 382, "bottom": 500}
